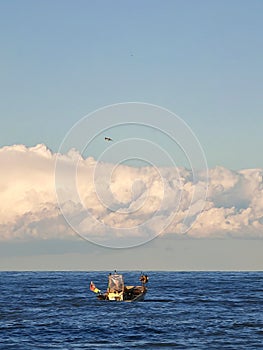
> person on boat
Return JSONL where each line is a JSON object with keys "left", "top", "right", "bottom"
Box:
{"left": 140, "top": 274, "right": 149, "bottom": 284}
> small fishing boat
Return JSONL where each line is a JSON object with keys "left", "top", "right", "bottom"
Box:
{"left": 90, "top": 272, "right": 148, "bottom": 302}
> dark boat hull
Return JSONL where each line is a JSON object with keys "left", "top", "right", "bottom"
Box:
{"left": 97, "top": 286, "right": 147, "bottom": 302}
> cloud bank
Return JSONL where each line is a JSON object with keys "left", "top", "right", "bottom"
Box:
{"left": 1, "top": 144, "right": 263, "bottom": 242}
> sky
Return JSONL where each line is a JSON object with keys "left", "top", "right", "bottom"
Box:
{"left": 0, "top": 0, "right": 263, "bottom": 270}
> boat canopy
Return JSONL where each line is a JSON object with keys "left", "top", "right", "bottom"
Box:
{"left": 108, "top": 274, "right": 124, "bottom": 292}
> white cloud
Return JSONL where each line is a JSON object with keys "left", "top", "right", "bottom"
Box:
{"left": 0, "top": 144, "right": 263, "bottom": 242}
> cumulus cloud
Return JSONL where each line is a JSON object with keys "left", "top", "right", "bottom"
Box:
{"left": 0, "top": 144, "right": 263, "bottom": 242}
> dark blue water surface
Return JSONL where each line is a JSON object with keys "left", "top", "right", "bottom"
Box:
{"left": 0, "top": 271, "right": 262, "bottom": 349}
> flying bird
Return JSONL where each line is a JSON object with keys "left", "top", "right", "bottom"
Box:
{"left": 104, "top": 137, "right": 113, "bottom": 142}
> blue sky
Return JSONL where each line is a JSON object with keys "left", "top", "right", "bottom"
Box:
{"left": 1, "top": 0, "right": 262, "bottom": 169}
{"left": 1, "top": 1, "right": 263, "bottom": 271}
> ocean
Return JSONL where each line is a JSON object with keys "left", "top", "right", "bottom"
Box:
{"left": 0, "top": 271, "right": 262, "bottom": 349}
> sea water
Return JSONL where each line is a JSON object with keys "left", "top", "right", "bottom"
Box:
{"left": 0, "top": 271, "right": 262, "bottom": 349}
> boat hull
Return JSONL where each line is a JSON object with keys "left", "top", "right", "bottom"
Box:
{"left": 97, "top": 286, "right": 147, "bottom": 302}
{"left": 124, "top": 289, "right": 146, "bottom": 302}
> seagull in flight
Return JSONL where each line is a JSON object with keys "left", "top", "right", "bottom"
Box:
{"left": 104, "top": 137, "right": 113, "bottom": 142}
